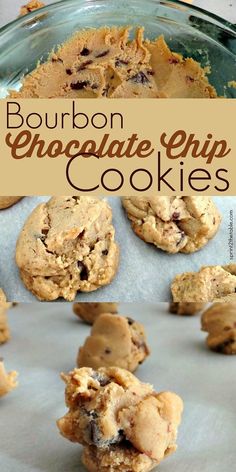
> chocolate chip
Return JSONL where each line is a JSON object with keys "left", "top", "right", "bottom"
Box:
{"left": 91, "top": 372, "right": 110, "bottom": 386}
{"left": 186, "top": 75, "right": 195, "bottom": 83}
{"left": 80, "top": 47, "right": 90, "bottom": 56}
{"left": 115, "top": 58, "right": 129, "bottom": 67}
{"left": 215, "top": 339, "right": 233, "bottom": 353}
{"left": 91, "top": 84, "right": 98, "bottom": 90}
{"left": 52, "top": 57, "right": 63, "bottom": 63}
{"left": 102, "top": 249, "right": 108, "bottom": 256}
{"left": 105, "top": 348, "right": 112, "bottom": 354}
{"left": 41, "top": 228, "right": 48, "bottom": 235}
{"left": 66, "top": 68, "right": 72, "bottom": 75}
{"left": 127, "top": 317, "right": 135, "bottom": 325}
{"left": 77, "top": 261, "right": 89, "bottom": 280}
{"left": 176, "top": 231, "right": 185, "bottom": 246}
{"left": 147, "top": 70, "right": 154, "bottom": 75}
{"left": 172, "top": 212, "right": 180, "bottom": 221}
{"left": 128, "top": 71, "right": 149, "bottom": 84}
{"left": 95, "top": 49, "right": 109, "bottom": 58}
{"left": 168, "top": 57, "right": 179, "bottom": 64}
{"left": 71, "top": 80, "right": 90, "bottom": 90}
{"left": 77, "top": 60, "right": 93, "bottom": 71}
{"left": 213, "top": 217, "right": 216, "bottom": 224}
{"left": 89, "top": 420, "right": 101, "bottom": 445}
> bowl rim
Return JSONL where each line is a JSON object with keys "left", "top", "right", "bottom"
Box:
{"left": 0, "top": 0, "right": 236, "bottom": 37}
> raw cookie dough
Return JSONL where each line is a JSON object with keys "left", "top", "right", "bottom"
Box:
{"left": 19, "top": 1, "right": 45, "bottom": 16}
{"left": 57, "top": 367, "right": 183, "bottom": 472}
{"left": 201, "top": 302, "right": 236, "bottom": 354}
{"left": 0, "top": 298, "right": 11, "bottom": 344}
{"left": 77, "top": 313, "right": 150, "bottom": 371}
{"left": 122, "top": 196, "right": 221, "bottom": 254}
{"left": 15, "top": 196, "right": 119, "bottom": 301}
{"left": 10, "top": 27, "right": 217, "bottom": 99}
{"left": 73, "top": 302, "right": 118, "bottom": 324}
{"left": 0, "top": 197, "right": 22, "bottom": 210}
{"left": 169, "top": 302, "right": 205, "bottom": 316}
{"left": 0, "top": 359, "right": 18, "bottom": 397}
{"left": 171, "top": 264, "right": 236, "bottom": 302}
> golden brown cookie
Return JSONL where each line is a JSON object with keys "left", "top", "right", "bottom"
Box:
{"left": 169, "top": 302, "right": 206, "bottom": 316}
{"left": 171, "top": 264, "right": 236, "bottom": 302}
{"left": 15, "top": 196, "right": 119, "bottom": 301}
{"left": 122, "top": 197, "right": 221, "bottom": 254}
{"left": 73, "top": 302, "right": 118, "bottom": 324}
{"left": 19, "top": 1, "right": 45, "bottom": 16}
{"left": 0, "top": 197, "right": 22, "bottom": 209}
{"left": 57, "top": 367, "right": 183, "bottom": 472}
{"left": 77, "top": 313, "right": 150, "bottom": 371}
{"left": 201, "top": 302, "right": 236, "bottom": 354}
{"left": 10, "top": 27, "right": 216, "bottom": 99}
{"left": 0, "top": 359, "right": 18, "bottom": 397}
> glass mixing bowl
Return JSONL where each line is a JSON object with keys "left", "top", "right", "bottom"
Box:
{"left": 0, "top": 0, "right": 235, "bottom": 98}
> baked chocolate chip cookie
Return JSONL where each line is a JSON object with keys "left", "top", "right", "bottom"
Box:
{"left": 77, "top": 313, "right": 150, "bottom": 371}
{"left": 171, "top": 264, "right": 236, "bottom": 302}
{"left": 201, "top": 302, "right": 236, "bottom": 354}
{"left": 57, "top": 367, "right": 183, "bottom": 472}
{"left": 15, "top": 196, "right": 119, "bottom": 301}
{"left": 122, "top": 196, "right": 221, "bottom": 254}
{"left": 0, "top": 197, "right": 22, "bottom": 209}
{"left": 73, "top": 302, "right": 118, "bottom": 324}
{"left": 0, "top": 296, "right": 11, "bottom": 345}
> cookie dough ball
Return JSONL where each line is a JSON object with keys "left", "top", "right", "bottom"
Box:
{"left": 171, "top": 264, "right": 236, "bottom": 302}
{"left": 15, "top": 196, "right": 119, "bottom": 301}
{"left": 0, "top": 197, "right": 22, "bottom": 209}
{"left": 0, "top": 299, "right": 11, "bottom": 345}
{"left": 122, "top": 196, "right": 221, "bottom": 254}
{"left": 201, "top": 302, "right": 236, "bottom": 354}
{"left": 57, "top": 367, "right": 183, "bottom": 471}
{"left": 169, "top": 302, "right": 205, "bottom": 316}
{"left": 77, "top": 313, "right": 150, "bottom": 372}
{"left": 73, "top": 302, "right": 118, "bottom": 324}
{"left": 0, "top": 360, "right": 18, "bottom": 397}
{"left": 19, "top": 1, "right": 45, "bottom": 16}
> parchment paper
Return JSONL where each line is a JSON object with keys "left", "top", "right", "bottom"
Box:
{"left": 0, "top": 302, "right": 235, "bottom": 472}
{"left": 0, "top": 196, "right": 235, "bottom": 302}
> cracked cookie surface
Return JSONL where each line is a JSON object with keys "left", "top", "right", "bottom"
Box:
{"left": 0, "top": 197, "right": 22, "bottom": 209}
{"left": 0, "top": 360, "right": 18, "bottom": 397}
{"left": 73, "top": 302, "right": 118, "bottom": 324}
{"left": 57, "top": 367, "right": 183, "bottom": 472}
{"left": 77, "top": 313, "right": 150, "bottom": 371}
{"left": 201, "top": 302, "right": 236, "bottom": 354}
{"left": 122, "top": 196, "right": 221, "bottom": 254}
{"left": 10, "top": 27, "right": 217, "bottom": 99}
{"left": 171, "top": 264, "right": 236, "bottom": 302}
{"left": 15, "top": 196, "right": 119, "bottom": 301}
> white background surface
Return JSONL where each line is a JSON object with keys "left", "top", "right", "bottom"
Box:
{"left": 0, "top": 196, "right": 235, "bottom": 302}
{"left": 0, "top": 302, "right": 235, "bottom": 472}
{"left": 0, "top": 0, "right": 235, "bottom": 27}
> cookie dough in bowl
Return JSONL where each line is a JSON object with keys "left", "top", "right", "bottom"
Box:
{"left": 9, "top": 27, "right": 217, "bottom": 99}
{"left": 122, "top": 196, "right": 221, "bottom": 254}
{"left": 0, "top": 197, "right": 23, "bottom": 210}
{"left": 201, "top": 302, "right": 236, "bottom": 354}
{"left": 57, "top": 366, "right": 183, "bottom": 472}
{"left": 1, "top": 0, "right": 236, "bottom": 99}
{"left": 15, "top": 196, "right": 119, "bottom": 301}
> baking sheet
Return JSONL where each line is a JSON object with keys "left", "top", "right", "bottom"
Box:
{"left": 0, "top": 302, "right": 235, "bottom": 472}
{"left": 0, "top": 196, "right": 235, "bottom": 302}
